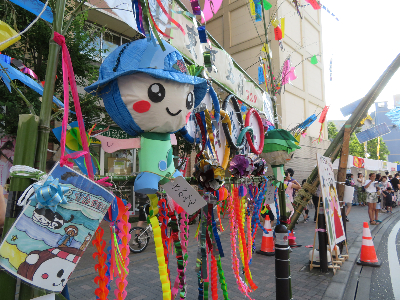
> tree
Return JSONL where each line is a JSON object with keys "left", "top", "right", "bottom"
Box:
{"left": 327, "top": 121, "right": 338, "bottom": 140}
{"left": 0, "top": 2, "right": 112, "bottom": 139}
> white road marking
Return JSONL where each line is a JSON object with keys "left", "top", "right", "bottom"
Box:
{"left": 388, "top": 220, "right": 400, "bottom": 299}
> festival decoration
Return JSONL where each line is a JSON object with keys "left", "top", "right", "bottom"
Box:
{"left": 0, "top": 59, "right": 63, "bottom": 107}
{"left": 245, "top": 108, "right": 265, "bottom": 154}
{"left": 0, "top": 21, "right": 21, "bottom": 51}
{"left": 53, "top": 121, "right": 98, "bottom": 176}
{"left": 281, "top": 58, "right": 297, "bottom": 86}
{"left": 262, "top": 129, "right": 300, "bottom": 183}
{"left": 85, "top": 37, "right": 207, "bottom": 194}
{"left": 201, "top": 0, "right": 223, "bottom": 22}
{"left": 305, "top": 0, "right": 321, "bottom": 9}
{"left": 8, "top": 0, "right": 53, "bottom": 23}
{"left": 386, "top": 106, "right": 400, "bottom": 127}
{"left": 229, "top": 155, "right": 254, "bottom": 178}
{"left": 310, "top": 55, "right": 318, "bottom": 65}
{"left": 314, "top": 105, "right": 329, "bottom": 143}
{"left": 0, "top": 54, "right": 39, "bottom": 80}
{"left": 0, "top": 163, "right": 114, "bottom": 292}
{"left": 194, "top": 159, "right": 225, "bottom": 192}
{"left": 250, "top": 155, "right": 267, "bottom": 176}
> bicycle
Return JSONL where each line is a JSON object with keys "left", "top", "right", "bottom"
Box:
{"left": 129, "top": 202, "right": 152, "bottom": 253}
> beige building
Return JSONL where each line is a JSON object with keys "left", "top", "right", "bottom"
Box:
{"left": 204, "top": 0, "right": 329, "bottom": 180}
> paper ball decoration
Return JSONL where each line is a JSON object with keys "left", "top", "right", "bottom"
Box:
{"left": 194, "top": 159, "right": 225, "bottom": 192}
{"left": 229, "top": 155, "right": 254, "bottom": 178}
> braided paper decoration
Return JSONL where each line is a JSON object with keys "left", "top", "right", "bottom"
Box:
{"left": 216, "top": 255, "right": 229, "bottom": 300}
{"left": 148, "top": 194, "right": 171, "bottom": 300}
{"left": 158, "top": 198, "right": 170, "bottom": 279}
{"left": 92, "top": 227, "right": 109, "bottom": 300}
{"left": 228, "top": 191, "right": 253, "bottom": 299}
{"left": 211, "top": 209, "right": 224, "bottom": 257}
{"left": 114, "top": 203, "right": 131, "bottom": 300}
{"left": 211, "top": 253, "right": 218, "bottom": 300}
{"left": 234, "top": 189, "right": 257, "bottom": 291}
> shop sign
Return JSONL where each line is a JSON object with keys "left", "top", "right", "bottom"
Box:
{"left": 95, "top": 125, "right": 134, "bottom": 140}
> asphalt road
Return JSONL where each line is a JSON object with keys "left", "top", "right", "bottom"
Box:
{"left": 370, "top": 212, "right": 400, "bottom": 300}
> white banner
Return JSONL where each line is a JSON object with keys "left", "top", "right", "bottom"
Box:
{"left": 170, "top": 5, "right": 267, "bottom": 112}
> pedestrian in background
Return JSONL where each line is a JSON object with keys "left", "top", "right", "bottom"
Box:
{"left": 383, "top": 187, "right": 394, "bottom": 213}
{"left": 345, "top": 174, "right": 355, "bottom": 221}
{"left": 377, "top": 175, "right": 391, "bottom": 212}
{"left": 364, "top": 173, "right": 379, "bottom": 225}
{"left": 355, "top": 173, "right": 366, "bottom": 206}
{"left": 390, "top": 173, "right": 400, "bottom": 204}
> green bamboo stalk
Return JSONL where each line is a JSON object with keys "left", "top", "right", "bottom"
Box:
{"left": 289, "top": 53, "right": 400, "bottom": 230}
{"left": 0, "top": 114, "right": 39, "bottom": 300}
{"left": 35, "top": 0, "right": 66, "bottom": 172}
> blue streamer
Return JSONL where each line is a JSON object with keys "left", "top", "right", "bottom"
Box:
{"left": 211, "top": 209, "right": 224, "bottom": 257}
{"left": 258, "top": 66, "right": 264, "bottom": 84}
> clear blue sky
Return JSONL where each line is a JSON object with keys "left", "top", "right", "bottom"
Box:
{"left": 322, "top": 0, "right": 400, "bottom": 120}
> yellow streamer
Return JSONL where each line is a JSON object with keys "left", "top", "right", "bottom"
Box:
{"left": 148, "top": 194, "right": 171, "bottom": 300}
{"left": 271, "top": 19, "right": 279, "bottom": 28}
{"left": 281, "top": 17, "right": 285, "bottom": 38}
{"left": 0, "top": 21, "right": 21, "bottom": 51}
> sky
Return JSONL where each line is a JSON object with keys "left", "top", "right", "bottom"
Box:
{"left": 321, "top": 0, "right": 400, "bottom": 120}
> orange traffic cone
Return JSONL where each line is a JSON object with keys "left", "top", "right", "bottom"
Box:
{"left": 357, "top": 222, "right": 381, "bottom": 267}
{"left": 256, "top": 215, "right": 275, "bottom": 256}
{"left": 288, "top": 231, "right": 302, "bottom": 248}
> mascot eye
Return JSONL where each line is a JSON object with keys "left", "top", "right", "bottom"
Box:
{"left": 148, "top": 83, "right": 165, "bottom": 103}
{"left": 186, "top": 92, "right": 194, "bottom": 109}
{"left": 57, "top": 269, "right": 64, "bottom": 278}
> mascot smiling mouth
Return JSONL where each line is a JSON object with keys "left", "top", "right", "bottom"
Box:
{"left": 166, "top": 107, "right": 182, "bottom": 116}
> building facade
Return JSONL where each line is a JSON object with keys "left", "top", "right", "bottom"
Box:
{"left": 374, "top": 96, "right": 400, "bottom": 163}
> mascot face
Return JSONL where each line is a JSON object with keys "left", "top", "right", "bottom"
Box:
{"left": 118, "top": 73, "right": 195, "bottom": 133}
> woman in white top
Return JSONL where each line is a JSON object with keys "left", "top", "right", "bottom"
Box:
{"left": 377, "top": 176, "right": 391, "bottom": 211}
{"left": 364, "top": 173, "right": 379, "bottom": 225}
{"left": 355, "top": 173, "right": 366, "bottom": 206}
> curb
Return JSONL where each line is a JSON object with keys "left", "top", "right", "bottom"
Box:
{"left": 321, "top": 211, "right": 399, "bottom": 300}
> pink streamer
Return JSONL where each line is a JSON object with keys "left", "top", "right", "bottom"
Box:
{"left": 96, "top": 177, "right": 113, "bottom": 187}
{"left": 60, "top": 150, "right": 88, "bottom": 168}
{"left": 53, "top": 32, "right": 94, "bottom": 180}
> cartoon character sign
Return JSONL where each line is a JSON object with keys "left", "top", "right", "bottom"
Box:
{"left": 85, "top": 37, "right": 207, "bottom": 194}
{"left": 0, "top": 163, "right": 114, "bottom": 292}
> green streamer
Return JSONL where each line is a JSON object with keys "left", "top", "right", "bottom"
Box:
{"left": 217, "top": 256, "right": 229, "bottom": 300}
{"left": 203, "top": 51, "right": 212, "bottom": 68}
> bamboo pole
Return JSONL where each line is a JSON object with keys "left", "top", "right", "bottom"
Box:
{"left": 289, "top": 53, "right": 400, "bottom": 231}
{"left": 34, "top": 0, "right": 66, "bottom": 172}
{"left": 0, "top": 115, "right": 39, "bottom": 300}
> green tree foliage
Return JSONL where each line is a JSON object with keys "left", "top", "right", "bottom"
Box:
{"left": 0, "top": 1, "right": 112, "bottom": 139}
{"left": 327, "top": 122, "right": 390, "bottom": 161}
{"left": 327, "top": 121, "right": 338, "bottom": 140}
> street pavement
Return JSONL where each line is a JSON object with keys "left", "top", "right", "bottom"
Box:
{"left": 63, "top": 205, "right": 399, "bottom": 300}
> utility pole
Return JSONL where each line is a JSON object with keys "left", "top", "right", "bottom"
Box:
{"left": 289, "top": 53, "right": 400, "bottom": 231}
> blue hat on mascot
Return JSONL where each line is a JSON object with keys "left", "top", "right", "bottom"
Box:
{"left": 85, "top": 37, "right": 207, "bottom": 137}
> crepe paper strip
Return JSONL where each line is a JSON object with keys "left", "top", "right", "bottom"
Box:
{"left": 211, "top": 209, "right": 224, "bottom": 257}
{"left": 310, "top": 55, "right": 318, "bottom": 65}
{"left": 263, "top": 0, "right": 272, "bottom": 10}
{"left": 146, "top": 0, "right": 173, "bottom": 39}
{"left": 305, "top": 0, "right": 321, "bottom": 10}
{"left": 228, "top": 192, "right": 253, "bottom": 299}
{"left": 198, "top": 26, "right": 207, "bottom": 43}
{"left": 154, "top": 0, "right": 185, "bottom": 36}
{"left": 190, "top": 0, "right": 202, "bottom": 15}
{"left": 218, "top": 110, "right": 231, "bottom": 170}
{"left": 281, "top": 17, "right": 285, "bottom": 38}
{"left": 9, "top": 0, "right": 53, "bottom": 23}
{"left": 211, "top": 253, "right": 218, "bottom": 300}
{"left": 0, "top": 21, "right": 21, "bottom": 51}
{"left": 216, "top": 255, "right": 229, "bottom": 300}
{"left": 200, "top": 206, "right": 208, "bottom": 280}
{"left": 247, "top": 214, "right": 252, "bottom": 263}
{"left": 318, "top": 105, "right": 329, "bottom": 123}
{"left": 249, "top": 0, "right": 256, "bottom": 15}
{"left": 148, "top": 194, "right": 171, "bottom": 300}
{"left": 258, "top": 66, "right": 264, "bottom": 84}
{"left": 274, "top": 26, "right": 282, "bottom": 40}
{"left": 53, "top": 32, "right": 94, "bottom": 180}
{"left": 253, "top": 1, "right": 261, "bottom": 21}
{"left": 176, "top": 212, "right": 189, "bottom": 300}
{"left": 96, "top": 176, "right": 113, "bottom": 187}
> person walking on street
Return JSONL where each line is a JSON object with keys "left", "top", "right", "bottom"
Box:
{"left": 345, "top": 174, "right": 355, "bottom": 221}
{"left": 390, "top": 173, "right": 400, "bottom": 205}
{"left": 355, "top": 173, "right": 366, "bottom": 206}
{"left": 377, "top": 175, "right": 391, "bottom": 212}
{"left": 364, "top": 173, "right": 379, "bottom": 225}
{"left": 383, "top": 187, "right": 394, "bottom": 213}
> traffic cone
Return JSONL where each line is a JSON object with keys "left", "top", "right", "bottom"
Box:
{"left": 356, "top": 222, "right": 381, "bottom": 267}
{"left": 256, "top": 215, "right": 275, "bottom": 256}
{"left": 288, "top": 230, "right": 302, "bottom": 248}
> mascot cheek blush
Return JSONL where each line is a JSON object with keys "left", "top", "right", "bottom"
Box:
{"left": 85, "top": 38, "right": 207, "bottom": 194}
